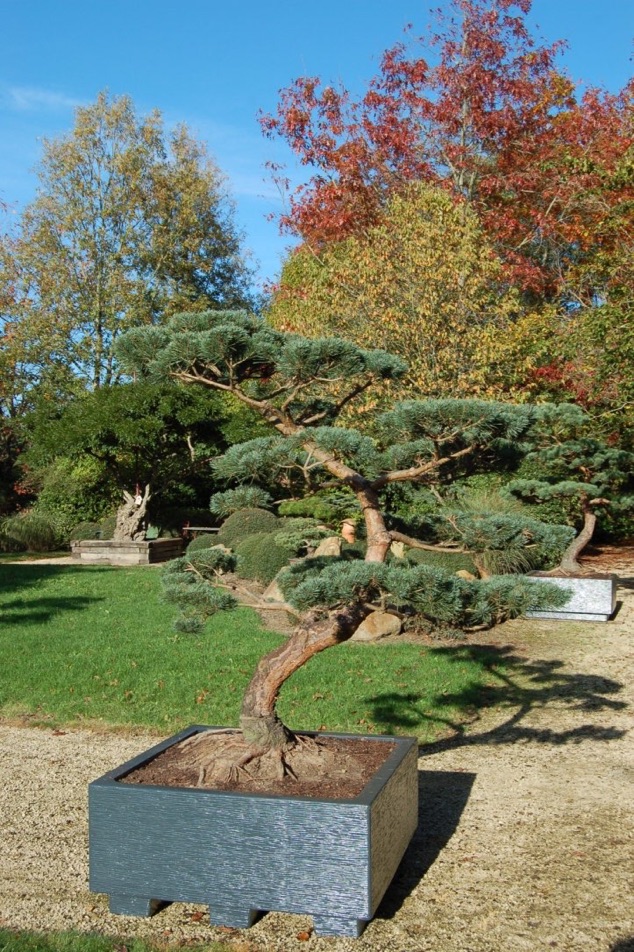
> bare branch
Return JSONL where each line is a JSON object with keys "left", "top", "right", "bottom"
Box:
{"left": 389, "top": 529, "right": 468, "bottom": 554}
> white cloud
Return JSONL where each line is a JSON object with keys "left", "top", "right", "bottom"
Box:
{"left": 3, "top": 85, "right": 83, "bottom": 113}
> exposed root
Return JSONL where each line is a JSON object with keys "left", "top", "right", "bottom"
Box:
{"left": 125, "top": 731, "right": 394, "bottom": 798}
{"left": 172, "top": 728, "right": 350, "bottom": 789}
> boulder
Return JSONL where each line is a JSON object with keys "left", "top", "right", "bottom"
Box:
{"left": 262, "top": 577, "right": 286, "bottom": 603}
{"left": 351, "top": 611, "right": 402, "bottom": 642}
{"left": 312, "top": 536, "right": 342, "bottom": 557}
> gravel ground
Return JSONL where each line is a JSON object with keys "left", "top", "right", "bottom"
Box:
{"left": 0, "top": 555, "right": 633, "bottom": 952}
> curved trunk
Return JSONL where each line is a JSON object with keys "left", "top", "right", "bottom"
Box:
{"left": 238, "top": 428, "right": 391, "bottom": 752}
{"left": 353, "top": 478, "right": 392, "bottom": 563}
{"left": 240, "top": 602, "right": 370, "bottom": 749}
{"left": 558, "top": 510, "right": 597, "bottom": 574}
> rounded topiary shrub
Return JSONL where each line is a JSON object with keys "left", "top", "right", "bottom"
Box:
{"left": 216, "top": 508, "right": 279, "bottom": 548}
{"left": 187, "top": 534, "right": 218, "bottom": 555}
{"left": 98, "top": 513, "right": 117, "bottom": 540}
{"left": 234, "top": 532, "right": 294, "bottom": 585}
{"left": 70, "top": 521, "right": 101, "bottom": 541}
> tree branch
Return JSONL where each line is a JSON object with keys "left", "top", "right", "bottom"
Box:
{"left": 389, "top": 529, "right": 468, "bottom": 554}
{"left": 371, "top": 443, "right": 477, "bottom": 489}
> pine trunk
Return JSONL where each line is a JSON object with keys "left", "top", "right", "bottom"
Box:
{"left": 558, "top": 510, "right": 596, "bottom": 573}
{"left": 239, "top": 603, "right": 370, "bottom": 750}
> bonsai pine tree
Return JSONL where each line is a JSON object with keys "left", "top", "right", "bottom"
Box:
{"left": 395, "top": 495, "right": 575, "bottom": 579}
{"left": 117, "top": 311, "right": 567, "bottom": 782}
{"left": 504, "top": 405, "right": 634, "bottom": 573}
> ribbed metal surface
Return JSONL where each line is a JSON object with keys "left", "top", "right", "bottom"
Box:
{"left": 88, "top": 726, "right": 418, "bottom": 937}
{"left": 369, "top": 743, "right": 419, "bottom": 911}
{"left": 526, "top": 574, "right": 617, "bottom": 621}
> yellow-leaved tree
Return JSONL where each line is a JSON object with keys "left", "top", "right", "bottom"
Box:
{"left": 268, "top": 184, "right": 549, "bottom": 399}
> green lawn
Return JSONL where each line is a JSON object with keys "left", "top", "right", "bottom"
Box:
{"left": 0, "top": 929, "right": 227, "bottom": 952}
{"left": 0, "top": 562, "right": 507, "bottom": 742}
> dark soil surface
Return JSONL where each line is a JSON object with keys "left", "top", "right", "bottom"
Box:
{"left": 121, "top": 731, "right": 396, "bottom": 799}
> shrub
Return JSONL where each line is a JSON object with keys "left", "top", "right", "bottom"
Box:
{"left": 69, "top": 521, "right": 101, "bottom": 541}
{"left": 278, "top": 491, "right": 359, "bottom": 527}
{"left": 33, "top": 456, "right": 116, "bottom": 534}
{"left": 0, "top": 520, "right": 25, "bottom": 552}
{"left": 235, "top": 532, "right": 294, "bottom": 585}
{"left": 216, "top": 508, "right": 279, "bottom": 548}
{"left": 186, "top": 534, "right": 218, "bottom": 555}
{"left": 0, "top": 510, "right": 64, "bottom": 552}
{"left": 209, "top": 487, "right": 273, "bottom": 518}
{"left": 273, "top": 517, "right": 330, "bottom": 553}
{"left": 98, "top": 513, "right": 117, "bottom": 540}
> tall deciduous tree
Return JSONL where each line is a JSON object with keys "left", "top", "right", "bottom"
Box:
{"left": 261, "top": 0, "right": 632, "bottom": 299}
{"left": 0, "top": 92, "right": 253, "bottom": 394}
{"left": 262, "top": 0, "right": 633, "bottom": 436}
{"left": 268, "top": 183, "right": 528, "bottom": 397}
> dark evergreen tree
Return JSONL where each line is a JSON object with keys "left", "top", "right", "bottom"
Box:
{"left": 22, "top": 381, "right": 235, "bottom": 531}
{"left": 504, "top": 405, "right": 634, "bottom": 572}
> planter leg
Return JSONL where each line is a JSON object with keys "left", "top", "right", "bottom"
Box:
{"left": 209, "top": 902, "right": 258, "bottom": 929}
{"left": 108, "top": 895, "right": 162, "bottom": 917}
{"left": 312, "top": 913, "right": 366, "bottom": 937}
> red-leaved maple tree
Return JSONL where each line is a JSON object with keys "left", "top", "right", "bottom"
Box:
{"left": 261, "top": 0, "right": 633, "bottom": 298}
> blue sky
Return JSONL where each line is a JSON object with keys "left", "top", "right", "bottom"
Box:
{"left": 1, "top": 1, "right": 632, "bottom": 291}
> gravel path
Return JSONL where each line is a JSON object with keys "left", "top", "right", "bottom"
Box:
{"left": 1, "top": 558, "right": 632, "bottom": 952}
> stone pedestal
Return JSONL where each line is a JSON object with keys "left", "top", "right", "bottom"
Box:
{"left": 71, "top": 538, "right": 183, "bottom": 565}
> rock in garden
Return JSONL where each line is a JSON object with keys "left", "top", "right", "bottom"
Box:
{"left": 263, "top": 577, "right": 286, "bottom": 603}
{"left": 351, "top": 611, "right": 402, "bottom": 642}
{"left": 312, "top": 536, "right": 342, "bottom": 557}
{"left": 456, "top": 569, "right": 477, "bottom": 580}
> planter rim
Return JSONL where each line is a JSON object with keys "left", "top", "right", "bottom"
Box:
{"left": 71, "top": 539, "right": 176, "bottom": 547}
{"left": 529, "top": 570, "right": 617, "bottom": 581}
{"left": 91, "top": 724, "right": 418, "bottom": 806}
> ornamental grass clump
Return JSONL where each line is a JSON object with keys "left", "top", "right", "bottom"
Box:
{"left": 0, "top": 510, "right": 63, "bottom": 552}
{"left": 117, "top": 309, "right": 571, "bottom": 785}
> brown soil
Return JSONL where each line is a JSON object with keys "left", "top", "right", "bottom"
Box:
{"left": 122, "top": 730, "right": 396, "bottom": 799}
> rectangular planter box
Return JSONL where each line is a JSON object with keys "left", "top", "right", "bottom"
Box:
{"left": 71, "top": 538, "right": 183, "bottom": 565}
{"left": 525, "top": 573, "right": 617, "bottom": 622}
{"left": 89, "top": 725, "right": 418, "bottom": 938}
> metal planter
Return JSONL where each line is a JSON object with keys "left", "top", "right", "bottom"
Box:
{"left": 526, "top": 573, "right": 617, "bottom": 621}
{"left": 89, "top": 725, "right": 418, "bottom": 938}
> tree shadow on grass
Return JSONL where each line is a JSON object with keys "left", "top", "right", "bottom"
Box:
{"left": 0, "top": 564, "right": 104, "bottom": 625}
{"left": 369, "top": 644, "right": 628, "bottom": 753}
{"left": 0, "top": 594, "right": 102, "bottom": 626}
